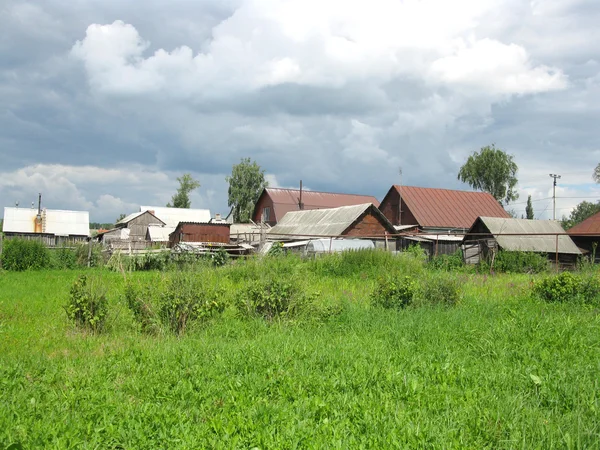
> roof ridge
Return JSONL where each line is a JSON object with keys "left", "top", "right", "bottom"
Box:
{"left": 266, "top": 187, "right": 377, "bottom": 198}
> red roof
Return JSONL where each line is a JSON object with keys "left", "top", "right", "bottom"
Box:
{"left": 389, "top": 185, "right": 510, "bottom": 229}
{"left": 567, "top": 211, "right": 600, "bottom": 234}
{"left": 256, "top": 188, "right": 379, "bottom": 223}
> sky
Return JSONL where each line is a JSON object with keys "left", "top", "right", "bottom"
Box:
{"left": 1, "top": 0, "right": 600, "bottom": 223}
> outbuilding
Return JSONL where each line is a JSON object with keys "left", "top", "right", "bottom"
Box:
{"left": 169, "top": 222, "right": 231, "bottom": 247}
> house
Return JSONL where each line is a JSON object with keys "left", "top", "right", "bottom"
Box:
{"left": 2, "top": 206, "right": 89, "bottom": 246}
{"left": 115, "top": 211, "right": 165, "bottom": 241}
{"left": 567, "top": 211, "right": 600, "bottom": 260}
{"left": 379, "top": 186, "right": 510, "bottom": 233}
{"left": 268, "top": 203, "right": 396, "bottom": 243}
{"left": 463, "top": 217, "right": 581, "bottom": 266}
{"left": 169, "top": 222, "right": 231, "bottom": 247}
{"left": 140, "top": 206, "right": 211, "bottom": 228}
{"left": 252, "top": 188, "right": 380, "bottom": 226}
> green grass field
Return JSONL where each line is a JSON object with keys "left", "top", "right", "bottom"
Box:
{"left": 1, "top": 258, "right": 599, "bottom": 448}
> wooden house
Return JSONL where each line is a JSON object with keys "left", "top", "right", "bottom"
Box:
{"left": 115, "top": 211, "right": 165, "bottom": 241}
{"left": 253, "top": 188, "right": 380, "bottom": 226}
{"left": 379, "top": 186, "right": 510, "bottom": 233}
{"left": 567, "top": 211, "right": 600, "bottom": 261}
{"left": 169, "top": 222, "right": 231, "bottom": 247}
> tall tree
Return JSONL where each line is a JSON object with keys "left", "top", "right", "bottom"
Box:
{"left": 167, "top": 173, "right": 201, "bottom": 208}
{"left": 593, "top": 163, "right": 600, "bottom": 183}
{"left": 226, "top": 158, "right": 268, "bottom": 223}
{"left": 525, "top": 195, "right": 534, "bottom": 219}
{"left": 116, "top": 213, "right": 126, "bottom": 223}
{"left": 457, "top": 144, "right": 519, "bottom": 205}
{"left": 561, "top": 200, "right": 600, "bottom": 230}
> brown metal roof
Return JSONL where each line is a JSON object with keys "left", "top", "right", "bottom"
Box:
{"left": 567, "top": 210, "right": 600, "bottom": 234}
{"left": 392, "top": 185, "right": 510, "bottom": 229}
{"left": 259, "top": 188, "right": 380, "bottom": 223}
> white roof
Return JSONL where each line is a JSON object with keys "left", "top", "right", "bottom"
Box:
{"left": 147, "top": 225, "right": 176, "bottom": 242}
{"left": 3, "top": 207, "right": 89, "bottom": 236}
{"left": 140, "top": 206, "right": 211, "bottom": 228}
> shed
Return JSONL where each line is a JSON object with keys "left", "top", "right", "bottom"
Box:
{"left": 140, "top": 206, "right": 211, "bottom": 228}
{"left": 567, "top": 211, "right": 600, "bottom": 261}
{"left": 379, "top": 186, "right": 510, "bottom": 233}
{"left": 253, "top": 188, "right": 380, "bottom": 226}
{"left": 268, "top": 203, "right": 396, "bottom": 241}
{"left": 146, "top": 225, "right": 176, "bottom": 244}
{"left": 169, "top": 222, "right": 231, "bottom": 247}
{"left": 463, "top": 217, "right": 581, "bottom": 265}
{"left": 116, "top": 210, "right": 165, "bottom": 241}
{"left": 306, "top": 239, "right": 375, "bottom": 255}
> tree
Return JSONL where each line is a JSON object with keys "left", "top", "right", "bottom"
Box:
{"left": 593, "top": 163, "right": 600, "bottom": 183}
{"left": 167, "top": 173, "right": 201, "bottom": 208}
{"left": 116, "top": 213, "right": 126, "bottom": 223}
{"left": 525, "top": 195, "right": 534, "bottom": 220}
{"left": 457, "top": 144, "right": 519, "bottom": 205}
{"left": 226, "top": 158, "right": 268, "bottom": 223}
{"left": 561, "top": 200, "right": 600, "bottom": 230}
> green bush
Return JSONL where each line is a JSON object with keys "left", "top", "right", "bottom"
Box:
{"left": 51, "top": 246, "right": 78, "bottom": 269}
{"left": 416, "top": 274, "right": 460, "bottom": 306}
{"left": 64, "top": 274, "right": 108, "bottom": 332}
{"left": 428, "top": 250, "right": 465, "bottom": 272}
{"left": 533, "top": 272, "right": 600, "bottom": 304}
{"left": 493, "top": 251, "right": 549, "bottom": 274}
{"left": 238, "top": 276, "right": 304, "bottom": 320}
{"left": 371, "top": 275, "right": 416, "bottom": 309}
{"left": 211, "top": 247, "right": 230, "bottom": 267}
{"left": 124, "top": 281, "right": 160, "bottom": 334}
{"left": 158, "top": 273, "right": 225, "bottom": 334}
{"left": 1, "top": 239, "right": 51, "bottom": 271}
{"left": 74, "top": 242, "right": 104, "bottom": 268}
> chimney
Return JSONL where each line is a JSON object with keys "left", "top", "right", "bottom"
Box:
{"left": 215, "top": 213, "right": 221, "bottom": 221}
{"left": 299, "top": 180, "right": 304, "bottom": 210}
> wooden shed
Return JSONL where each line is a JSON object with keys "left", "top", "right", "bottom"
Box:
{"left": 169, "top": 222, "right": 231, "bottom": 247}
{"left": 115, "top": 211, "right": 165, "bottom": 241}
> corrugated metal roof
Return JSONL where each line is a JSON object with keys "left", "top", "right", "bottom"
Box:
{"left": 3, "top": 207, "right": 89, "bottom": 236}
{"left": 268, "top": 203, "right": 390, "bottom": 238}
{"left": 391, "top": 186, "right": 510, "bottom": 229}
{"left": 568, "top": 210, "right": 600, "bottom": 234}
{"left": 140, "top": 206, "right": 211, "bottom": 228}
{"left": 477, "top": 217, "right": 580, "bottom": 254}
{"left": 258, "top": 188, "right": 380, "bottom": 223}
{"left": 147, "top": 225, "right": 175, "bottom": 242}
{"left": 306, "top": 238, "right": 375, "bottom": 253}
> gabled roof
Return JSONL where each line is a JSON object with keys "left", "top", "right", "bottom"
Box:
{"left": 568, "top": 210, "right": 600, "bottom": 235}
{"left": 382, "top": 185, "right": 510, "bottom": 229}
{"left": 471, "top": 217, "right": 580, "bottom": 255}
{"left": 268, "top": 203, "right": 395, "bottom": 238}
{"left": 140, "top": 206, "right": 211, "bottom": 228}
{"left": 254, "top": 188, "right": 380, "bottom": 223}
{"left": 117, "top": 210, "right": 165, "bottom": 226}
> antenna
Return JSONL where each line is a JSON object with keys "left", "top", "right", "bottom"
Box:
{"left": 398, "top": 166, "right": 403, "bottom": 225}
{"left": 549, "top": 174, "right": 561, "bottom": 220}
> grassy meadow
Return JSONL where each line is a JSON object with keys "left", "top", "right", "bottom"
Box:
{"left": 0, "top": 252, "right": 599, "bottom": 449}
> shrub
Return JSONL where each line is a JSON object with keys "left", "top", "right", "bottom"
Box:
{"left": 416, "top": 274, "right": 460, "bottom": 306}
{"left": 51, "top": 246, "right": 78, "bottom": 269}
{"left": 238, "top": 276, "right": 303, "bottom": 320}
{"left": 212, "top": 247, "right": 230, "bottom": 267}
{"left": 158, "top": 273, "right": 225, "bottom": 334}
{"left": 74, "top": 242, "right": 104, "bottom": 268}
{"left": 428, "top": 250, "right": 465, "bottom": 272}
{"left": 533, "top": 272, "right": 600, "bottom": 304}
{"left": 64, "top": 274, "right": 108, "bottom": 332}
{"left": 371, "top": 275, "right": 416, "bottom": 310}
{"left": 493, "top": 251, "right": 549, "bottom": 274}
{"left": 124, "top": 281, "right": 160, "bottom": 334}
{"left": 1, "top": 239, "right": 51, "bottom": 271}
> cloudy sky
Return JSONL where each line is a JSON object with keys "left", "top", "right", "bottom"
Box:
{"left": 1, "top": 0, "right": 599, "bottom": 223}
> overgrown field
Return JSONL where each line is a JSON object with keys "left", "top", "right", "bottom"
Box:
{"left": 1, "top": 252, "right": 599, "bottom": 448}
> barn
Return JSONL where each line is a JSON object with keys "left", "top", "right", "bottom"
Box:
{"left": 463, "top": 217, "right": 581, "bottom": 266}
{"left": 169, "top": 222, "right": 231, "bottom": 247}
{"left": 253, "top": 188, "right": 380, "bottom": 226}
{"left": 115, "top": 211, "right": 165, "bottom": 241}
{"left": 567, "top": 211, "right": 600, "bottom": 261}
{"left": 379, "top": 185, "right": 510, "bottom": 233}
{"left": 267, "top": 203, "right": 396, "bottom": 242}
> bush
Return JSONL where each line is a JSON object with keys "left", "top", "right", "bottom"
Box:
{"left": 533, "top": 272, "right": 600, "bottom": 304}
{"left": 158, "top": 273, "right": 225, "bottom": 334}
{"left": 428, "top": 250, "right": 465, "bottom": 272}
{"left": 416, "top": 274, "right": 460, "bottom": 306}
{"left": 74, "top": 242, "right": 104, "bottom": 268}
{"left": 212, "top": 247, "right": 230, "bottom": 267}
{"left": 238, "top": 276, "right": 304, "bottom": 320}
{"left": 64, "top": 274, "right": 108, "bottom": 332}
{"left": 124, "top": 281, "right": 160, "bottom": 334}
{"left": 493, "top": 251, "right": 549, "bottom": 274}
{"left": 51, "top": 246, "right": 78, "bottom": 269}
{"left": 1, "top": 239, "right": 51, "bottom": 271}
{"left": 371, "top": 275, "right": 416, "bottom": 310}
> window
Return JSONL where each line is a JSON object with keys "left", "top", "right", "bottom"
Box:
{"left": 263, "top": 207, "right": 271, "bottom": 222}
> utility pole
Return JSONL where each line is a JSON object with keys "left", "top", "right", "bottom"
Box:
{"left": 549, "top": 173, "right": 561, "bottom": 220}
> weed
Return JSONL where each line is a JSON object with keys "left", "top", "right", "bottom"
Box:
{"left": 493, "top": 251, "right": 550, "bottom": 274}
{"left": 533, "top": 271, "right": 600, "bottom": 304}
{"left": 371, "top": 275, "right": 416, "bottom": 309}
{"left": 238, "top": 276, "right": 302, "bottom": 320}
{"left": 64, "top": 274, "right": 108, "bottom": 332}
{"left": 416, "top": 273, "right": 461, "bottom": 306}
{"left": 1, "top": 239, "right": 51, "bottom": 271}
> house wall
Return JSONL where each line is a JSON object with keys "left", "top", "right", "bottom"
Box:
{"left": 379, "top": 189, "right": 418, "bottom": 226}
{"left": 344, "top": 211, "right": 391, "bottom": 238}
{"left": 170, "top": 223, "right": 231, "bottom": 246}
{"left": 126, "top": 212, "right": 164, "bottom": 241}
{"left": 252, "top": 194, "right": 277, "bottom": 225}
{"left": 4, "top": 232, "right": 87, "bottom": 247}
